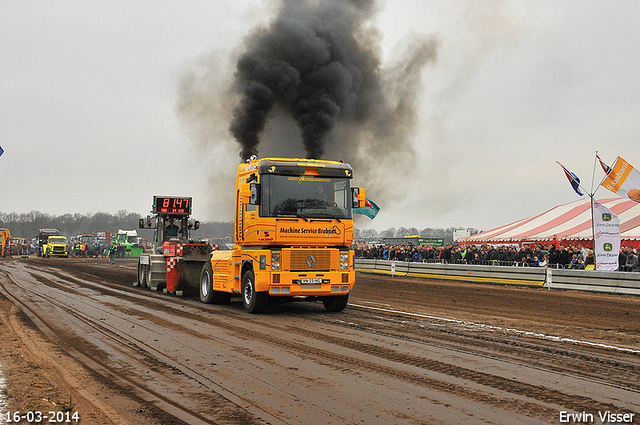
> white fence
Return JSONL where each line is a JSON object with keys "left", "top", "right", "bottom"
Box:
{"left": 355, "top": 259, "right": 640, "bottom": 296}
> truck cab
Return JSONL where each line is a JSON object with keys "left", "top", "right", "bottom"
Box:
{"left": 42, "top": 235, "right": 69, "bottom": 258}
{"left": 113, "top": 230, "right": 143, "bottom": 257}
{"left": 156, "top": 215, "right": 190, "bottom": 248}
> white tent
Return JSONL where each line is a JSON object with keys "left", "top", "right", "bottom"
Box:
{"left": 460, "top": 198, "right": 640, "bottom": 246}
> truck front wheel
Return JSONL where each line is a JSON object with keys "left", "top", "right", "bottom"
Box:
{"left": 242, "top": 270, "right": 268, "bottom": 313}
{"left": 323, "top": 294, "right": 349, "bottom": 312}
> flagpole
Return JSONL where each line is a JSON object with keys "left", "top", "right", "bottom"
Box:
{"left": 557, "top": 153, "right": 623, "bottom": 271}
{"left": 591, "top": 153, "right": 598, "bottom": 267}
{"left": 590, "top": 194, "right": 597, "bottom": 269}
{"left": 590, "top": 152, "right": 598, "bottom": 195}
{"left": 594, "top": 154, "right": 618, "bottom": 198}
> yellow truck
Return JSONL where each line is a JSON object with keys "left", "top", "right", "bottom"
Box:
{"left": 42, "top": 235, "right": 69, "bottom": 258}
{"left": 200, "top": 157, "right": 366, "bottom": 313}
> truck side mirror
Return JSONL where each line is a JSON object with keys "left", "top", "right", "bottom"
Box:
{"left": 249, "top": 183, "right": 261, "bottom": 205}
{"left": 352, "top": 187, "right": 366, "bottom": 208}
{"left": 358, "top": 188, "right": 366, "bottom": 208}
{"left": 241, "top": 184, "right": 252, "bottom": 204}
{"left": 138, "top": 218, "right": 145, "bottom": 229}
{"left": 194, "top": 220, "right": 200, "bottom": 230}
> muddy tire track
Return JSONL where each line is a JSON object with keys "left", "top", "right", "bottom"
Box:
{"left": 0, "top": 258, "right": 638, "bottom": 424}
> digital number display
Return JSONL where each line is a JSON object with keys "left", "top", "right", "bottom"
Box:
{"left": 153, "top": 197, "right": 191, "bottom": 214}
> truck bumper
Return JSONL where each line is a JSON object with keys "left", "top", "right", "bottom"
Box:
{"left": 257, "top": 270, "right": 354, "bottom": 296}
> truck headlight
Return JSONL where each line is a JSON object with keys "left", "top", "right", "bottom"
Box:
{"left": 271, "top": 252, "right": 281, "bottom": 270}
{"left": 340, "top": 253, "right": 349, "bottom": 262}
{"left": 340, "top": 262, "right": 349, "bottom": 270}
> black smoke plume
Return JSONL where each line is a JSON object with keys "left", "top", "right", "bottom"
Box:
{"left": 177, "top": 0, "right": 438, "bottom": 219}
{"left": 230, "top": 0, "right": 380, "bottom": 160}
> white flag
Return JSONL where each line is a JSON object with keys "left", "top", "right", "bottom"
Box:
{"left": 592, "top": 198, "right": 621, "bottom": 271}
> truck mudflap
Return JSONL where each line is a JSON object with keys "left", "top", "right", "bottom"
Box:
{"left": 166, "top": 257, "right": 182, "bottom": 293}
{"left": 209, "top": 249, "right": 237, "bottom": 292}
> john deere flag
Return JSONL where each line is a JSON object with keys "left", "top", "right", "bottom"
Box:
{"left": 600, "top": 156, "right": 640, "bottom": 202}
{"left": 353, "top": 198, "right": 380, "bottom": 219}
{"left": 592, "top": 198, "right": 620, "bottom": 271}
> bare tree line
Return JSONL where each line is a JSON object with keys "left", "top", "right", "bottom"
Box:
{"left": 0, "top": 210, "right": 234, "bottom": 241}
{"left": 355, "top": 226, "right": 480, "bottom": 245}
{"left": 1, "top": 211, "right": 477, "bottom": 245}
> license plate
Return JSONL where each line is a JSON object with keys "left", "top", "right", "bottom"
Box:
{"left": 300, "top": 278, "right": 322, "bottom": 284}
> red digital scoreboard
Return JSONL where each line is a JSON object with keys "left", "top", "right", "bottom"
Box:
{"left": 153, "top": 196, "right": 192, "bottom": 214}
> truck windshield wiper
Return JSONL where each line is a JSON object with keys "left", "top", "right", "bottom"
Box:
{"left": 295, "top": 212, "right": 309, "bottom": 222}
{"left": 316, "top": 212, "right": 342, "bottom": 223}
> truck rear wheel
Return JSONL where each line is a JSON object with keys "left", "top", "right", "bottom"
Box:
{"left": 322, "top": 294, "right": 349, "bottom": 312}
{"left": 242, "top": 270, "right": 268, "bottom": 313}
{"left": 200, "top": 262, "right": 231, "bottom": 304}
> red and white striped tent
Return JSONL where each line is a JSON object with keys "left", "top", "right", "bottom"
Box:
{"left": 460, "top": 198, "right": 640, "bottom": 248}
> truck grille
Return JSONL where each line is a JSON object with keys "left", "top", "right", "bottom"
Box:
{"left": 53, "top": 246, "right": 65, "bottom": 252}
{"left": 290, "top": 250, "right": 331, "bottom": 272}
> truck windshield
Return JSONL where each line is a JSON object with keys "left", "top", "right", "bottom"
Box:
{"left": 49, "top": 237, "right": 66, "bottom": 244}
{"left": 260, "top": 174, "right": 352, "bottom": 219}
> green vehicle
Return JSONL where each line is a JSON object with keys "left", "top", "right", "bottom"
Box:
{"left": 43, "top": 236, "right": 69, "bottom": 258}
{"left": 113, "top": 230, "right": 144, "bottom": 258}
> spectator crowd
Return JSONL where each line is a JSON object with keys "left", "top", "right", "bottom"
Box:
{"left": 355, "top": 238, "right": 640, "bottom": 272}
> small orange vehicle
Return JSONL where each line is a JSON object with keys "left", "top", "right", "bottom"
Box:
{"left": 0, "top": 228, "right": 10, "bottom": 257}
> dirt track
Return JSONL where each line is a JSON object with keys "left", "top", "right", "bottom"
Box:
{"left": 0, "top": 257, "right": 638, "bottom": 424}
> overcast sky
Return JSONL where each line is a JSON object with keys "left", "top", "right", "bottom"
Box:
{"left": 2, "top": 1, "right": 639, "bottom": 233}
